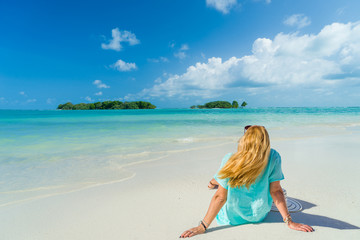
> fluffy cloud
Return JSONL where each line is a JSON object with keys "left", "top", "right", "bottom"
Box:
{"left": 111, "top": 59, "right": 137, "bottom": 72}
{"left": 101, "top": 28, "right": 140, "bottom": 51}
{"left": 95, "top": 91, "right": 103, "bottom": 96}
{"left": 284, "top": 14, "right": 311, "bottom": 29}
{"left": 85, "top": 96, "right": 93, "bottom": 102}
{"left": 206, "top": 0, "right": 237, "bottom": 14}
{"left": 139, "top": 22, "right": 360, "bottom": 99}
{"left": 27, "top": 99, "right": 37, "bottom": 103}
{"left": 93, "top": 80, "right": 110, "bottom": 89}
{"left": 140, "top": 57, "right": 240, "bottom": 98}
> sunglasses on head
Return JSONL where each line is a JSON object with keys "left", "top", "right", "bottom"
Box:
{"left": 244, "top": 125, "right": 252, "bottom": 133}
{"left": 244, "top": 125, "right": 265, "bottom": 133}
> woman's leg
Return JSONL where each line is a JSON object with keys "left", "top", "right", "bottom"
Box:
{"left": 208, "top": 178, "right": 219, "bottom": 189}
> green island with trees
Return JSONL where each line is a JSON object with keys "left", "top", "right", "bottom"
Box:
{"left": 190, "top": 100, "right": 247, "bottom": 109}
{"left": 57, "top": 101, "right": 156, "bottom": 110}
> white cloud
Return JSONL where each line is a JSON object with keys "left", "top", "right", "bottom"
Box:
{"left": 46, "top": 98, "right": 55, "bottom": 104}
{"left": 148, "top": 57, "right": 169, "bottom": 63}
{"left": 336, "top": 7, "right": 346, "bottom": 16}
{"left": 85, "top": 96, "right": 93, "bottom": 102}
{"left": 160, "top": 56, "right": 169, "bottom": 62}
{"left": 169, "top": 41, "right": 176, "bottom": 48}
{"left": 253, "top": 0, "right": 271, "bottom": 4}
{"left": 284, "top": 14, "right": 311, "bottom": 29}
{"left": 206, "top": 0, "right": 237, "bottom": 14}
{"left": 174, "top": 44, "right": 189, "bottom": 60}
{"left": 124, "top": 94, "right": 132, "bottom": 101}
{"left": 140, "top": 57, "right": 239, "bottom": 98}
{"left": 138, "top": 21, "right": 360, "bottom": 98}
{"left": 111, "top": 59, "right": 137, "bottom": 72}
{"left": 93, "top": 80, "right": 110, "bottom": 89}
{"left": 174, "top": 51, "right": 187, "bottom": 59}
{"left": 27, "top": 99, "right": 37, "bottom": 103}
{"left": 180, "top": 44, "right": 189, "bottom": 51}
{"left": 154, "top": 77, "right": 162, "bottom": 84}
{"left": 19, "top": 91, "right": 26, "bottom": 96}
{"left": 95, "top": 91, "right": 103, "bottom": 96}
{"left": 101, "top": 28, "right": 140, "bottom": 51}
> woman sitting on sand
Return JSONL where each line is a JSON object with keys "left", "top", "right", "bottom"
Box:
{"left": 180, "top": 125, "right": 313, "bottom": 238}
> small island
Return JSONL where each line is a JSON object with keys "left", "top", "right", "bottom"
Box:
{"left": 190, "top": 100, "right": 247, "bottom": 109}
{"left": 57, "top": 101, "right": 156, "bottom": 110}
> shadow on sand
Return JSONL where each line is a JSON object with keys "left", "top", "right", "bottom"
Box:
{"left": 207, "top": 198, "right": 359, "bottom": 233}
{"left": 264, "top": 198, "right": 359, "bottom": 230}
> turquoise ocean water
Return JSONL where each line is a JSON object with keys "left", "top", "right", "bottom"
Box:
{"left": 1, "top": 108, "right": 359, "bottom": 206}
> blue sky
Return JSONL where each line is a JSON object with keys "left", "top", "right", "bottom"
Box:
{"left": 1, "top": 0, "right": 360, "bottom": 109}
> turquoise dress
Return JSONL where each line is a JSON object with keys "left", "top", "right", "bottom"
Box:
{"left": 213, "top": 149, "right": 284, "bottom": 225}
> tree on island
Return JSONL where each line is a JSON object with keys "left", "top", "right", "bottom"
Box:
{"left": 205, "top": 101, "right": 232, "bottom": 108}
{"left": 190, "top": 100, "right": 247, "bottom": 109}
{"left": 57, "top": 102, "right": 74, "bottom": 110}
{"left": 57, "top": 100, "right": 156, "bottom": 110}
{"left": 232, "top": 100, "right": 239, "bottom": 108}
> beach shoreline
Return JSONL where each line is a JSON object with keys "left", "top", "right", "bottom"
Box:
{"left": 1, "top": 127, "right": 360, "bottom": 239}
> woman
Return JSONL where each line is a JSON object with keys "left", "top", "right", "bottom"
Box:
{"left": 180, "top": 125, "right": 313, "bottom": 238}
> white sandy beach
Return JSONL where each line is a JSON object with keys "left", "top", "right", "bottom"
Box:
{"left": 1, "top": 128, "right": 360, "bottom": 240}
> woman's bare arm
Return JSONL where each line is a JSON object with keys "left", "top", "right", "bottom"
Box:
{"left": 270, "top": 181, "right": 314, "bottom": 232}
{"left": 208, "top": 178, "right": 219, "bottom": 189}
{"left": 180, "top": 185, "right": 227, "bottom": 238}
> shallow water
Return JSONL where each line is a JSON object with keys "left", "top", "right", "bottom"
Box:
{"left": 0, "top": 108, "right": 359, "bottom": 206}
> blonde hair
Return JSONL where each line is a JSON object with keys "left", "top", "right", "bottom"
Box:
{"left": 218, "top": 126, "right": 270, "bottom": 189}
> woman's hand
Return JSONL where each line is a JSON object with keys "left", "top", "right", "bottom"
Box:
{"left": 180, "top": 225, "right": 205, "bottom": 238}
{"left": 288, "top": 221, "right": 314, "bottom": 232}
{"left": 180, "top": 186, "right": 227, "bottom": 238}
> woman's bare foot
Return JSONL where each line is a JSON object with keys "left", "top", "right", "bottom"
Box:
{"left": 208, "top": 179, "right": 219, "bottom": 190}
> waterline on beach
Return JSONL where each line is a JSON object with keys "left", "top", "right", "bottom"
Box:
{"left": 1, "top": 108, "right": 359, "bottom": 207}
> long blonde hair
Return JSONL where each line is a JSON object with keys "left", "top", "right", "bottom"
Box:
{"left": 218, "top": 126, "right": 270, "bottom": 189}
